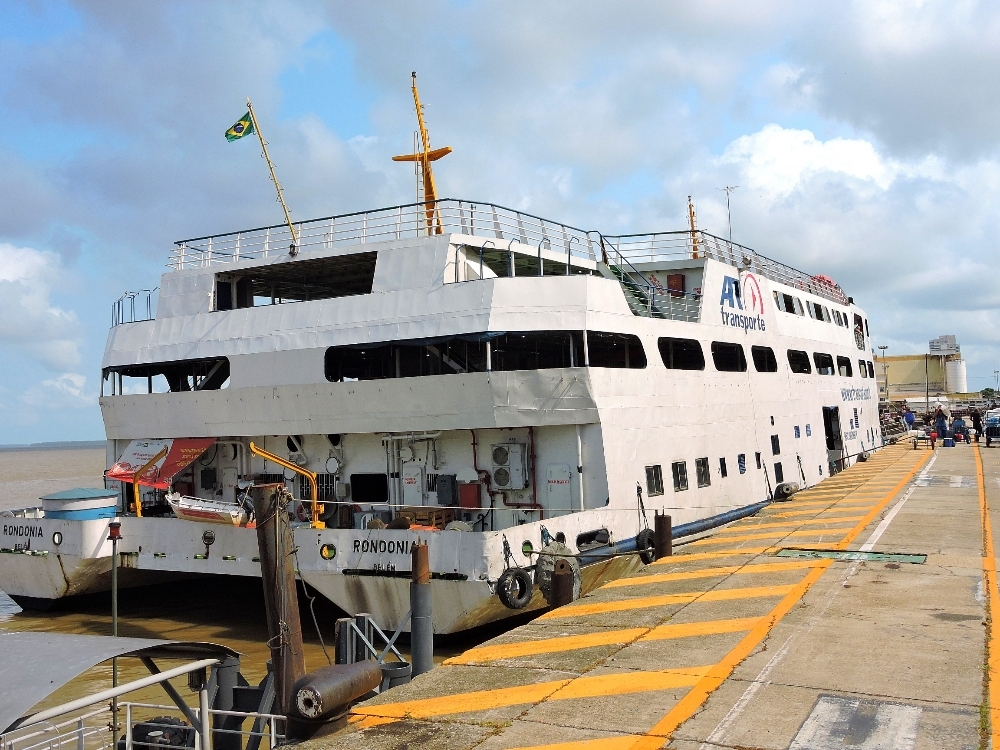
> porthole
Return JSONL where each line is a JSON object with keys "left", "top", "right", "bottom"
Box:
{"left": 52, "top": 532, "right": 63, "bottom": 547}
{"left": 319, "top": 543, "right": 337, "bottom": 560}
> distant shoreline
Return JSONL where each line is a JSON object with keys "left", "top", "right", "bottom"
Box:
{"left": 0, "top": 440, "right": 105, "bottom": 453}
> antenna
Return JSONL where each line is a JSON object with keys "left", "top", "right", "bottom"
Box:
{"left": 718, "top": 185, "right": 738, "bottom": 244}
{"left": 392, "top": 72, "right": 453, "bottom": 235}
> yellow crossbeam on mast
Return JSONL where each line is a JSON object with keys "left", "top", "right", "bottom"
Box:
{"left": 246, "top": 98, "right": 300, "bottom": 254}
{"left": 392, "top": 72, "right": 452, "bottom": 235}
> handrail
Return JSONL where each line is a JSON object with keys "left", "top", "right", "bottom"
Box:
{"left": 133, "top": 446, "right": 169, "bottom": 518}
{"left": 248, "top": 441, "right": 322, "bottom": 529}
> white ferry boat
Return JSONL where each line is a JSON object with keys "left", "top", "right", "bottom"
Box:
{"left": 0, "top": 199, "right": 882, "bottom": 633}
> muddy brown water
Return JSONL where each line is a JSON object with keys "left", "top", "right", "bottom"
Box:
{"left": 0, "top": 447, "right": 517, "bottom": 717}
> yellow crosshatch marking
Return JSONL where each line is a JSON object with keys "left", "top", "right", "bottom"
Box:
{"left": 540, "top": 584, "right": 796, "bottom": 619}
{"left": 604, "top": 559, "right": 821, "bottom": 588}
{"left": 347, "top": 447, "right": 934, "bottom": 747}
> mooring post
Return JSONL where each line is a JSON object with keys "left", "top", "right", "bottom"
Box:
{"left": 655, "top": 513, "right": 672, "bottom": 559}
{"left": 251, "top": 484, "right": 306, "bottom": 715}
{"left": 550, "top": 558, "right": 574, "bottom": 608}
{"left": 410, "top": 541, "right": 434, "bottom": 676}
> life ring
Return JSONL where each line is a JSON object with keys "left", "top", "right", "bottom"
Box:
{"left": 295, "top": 503, "right": 311, "bottom": 522}
{"left": 497, "top": 568, "right": 534, "bottom": 609}
{"left": 636, "top": 528, "right": 656, "bottom": 564}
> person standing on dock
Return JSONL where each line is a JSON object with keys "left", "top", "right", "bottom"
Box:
{"left": 903, "top": 406, "right": 915, "bottom": 432}
{"left": 934, "top": 405, "right": 948, "bottom": 441}
{"left": 971, "top": 408, "right": 983, "bottom": 443}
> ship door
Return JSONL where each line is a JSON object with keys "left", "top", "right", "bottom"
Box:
{"left": 822, "top": 406, "right": 844, "bottom": 452}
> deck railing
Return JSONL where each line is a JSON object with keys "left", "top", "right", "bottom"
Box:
{"left": 111, "top": 289, "right": 159, "bottom": 327}
{"left": 166, "top": 198, "right": 848, "bottom": 307}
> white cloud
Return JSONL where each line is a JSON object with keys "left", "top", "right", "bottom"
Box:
{"left": 0, "top": 243, "right": 82, "bottom": 371}
{"left": 22, "top": 373, "right": 92, "bottom": 409}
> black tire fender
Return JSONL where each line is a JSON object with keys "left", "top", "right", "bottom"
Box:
{"left": 496, "top": 567, "right": 534, "bottom": 609}
{"left": 637, "top": 528, "right": 656, "bottom": 564}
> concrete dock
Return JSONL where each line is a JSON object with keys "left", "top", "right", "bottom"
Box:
{"left": 310, "top": 441, "right": 999, "bottom": 749}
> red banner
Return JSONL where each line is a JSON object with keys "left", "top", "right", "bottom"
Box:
{"left": 107, "top": 438, "right": 216, "bottom": 489}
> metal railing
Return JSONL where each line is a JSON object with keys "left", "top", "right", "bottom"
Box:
{"left": 121, "top": 702, "right": 284, "bottom": 750}
{"left": 111, "top": 289, "right": 158, "bottom": 327}
{"left": 0, "top": 706, "right": 112, "bottom": 750}
{"left": 165, "top": 198, "right": 848, "bottom": 307}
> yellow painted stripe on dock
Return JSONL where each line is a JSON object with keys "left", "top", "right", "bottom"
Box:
{"left": 604, "top": 560, "right": 821, "bottom": 588}
{"left": 444, "top": 627, "right": 648, "bottom": 664}
{"left": 639, "top": 617, "right": 761, "bottom": 642}
{"left": 507, "top": 735, "right": 664, "bottom": 750}
{"left": 540, "top": 584, "right": 795, "bottom": 619}
{"left": 772, "top": 505, "right": 876, "bottom": 518}
{"left": 729, "top": 517, "right": 863, "bottom": 530}
{"left": 352, "top": 666, "right": 711, "bottom": 720}
{"left": 974, "top": 444, "right": 1000, "bottom": 748}
{"left": 448, "top": 617, "right": 763, "bottom": 665}
{"left": 645, "top": 448, "right": 933, "bottom": 740}
{"left": 650, "top": 547, "right": 773, "bottom": 565}
{"left": 688, "top": 529, "right": 848, "bottom": 546}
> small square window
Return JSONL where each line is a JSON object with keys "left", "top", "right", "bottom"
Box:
{"left": 645, "top": 465, "right": 664, "bottom": 497}
{"left": 719, "top": 457, "right": 728, "bottom": 478}
{"left": 806, "top": 424, "right": 812, "bottom": 437}
{"left": 755, "top": 452, "right": 762, "bottom": 469}
{"left": 774, "top": 462, "right": 784, "bottom": 483}
{"left": 738, "top": 454, "right": 747, "bottom": 474}
{"left": 771, "top": 434, "right": 781, "bottom": 455}
{"left": 696, "top": 457, "right": 711, "bottom": 488}
{"left": 672, "top": 461, "right": 689, "bottom": 492}
{"left": 794, "top": 425, "right": 801, "bottom": 439}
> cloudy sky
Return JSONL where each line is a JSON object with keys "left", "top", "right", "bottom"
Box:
{"left": 0, "top": 0, "right": 998, "bottom": 443}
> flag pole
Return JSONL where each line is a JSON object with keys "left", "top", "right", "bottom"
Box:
{"left": 246, "top": 97, "right": 299, "bottom": 251}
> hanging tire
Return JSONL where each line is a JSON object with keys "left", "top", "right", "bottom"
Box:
{"left": 497, "top": 567, "right": 534, "bottom": 609}
{"left": 637, "top": 528, "right": 656, "bottom": 564}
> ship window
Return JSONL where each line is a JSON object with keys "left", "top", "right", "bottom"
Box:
{"left": 350, "top": 473, "right": 389, "bottom": 504}
{"left": 813, "top": 352, "right": 835, "bottom": 375}
{"left": 711, "top": 342, "right": 747, "bottom": 372}
{"left": 672, "top": 461, "right": 688, "bottom": 492}
{"left": 858, "top": 359, "right": 868, "bottom": 378}
{"left": 106, "top": 357, "right": 230, "bottom": 393}
{"left": 755, "top": 452, "right": 762, "bottom": 469}
{"left": 864, "top": 318, "right": 870, "bottom": 337}
{"left": 738, "top": 454, "right": 746, "bottom": 474}
{"left": 658, "top": 337, "right": 705, "bottom": 370}
{"left": 867, "top": 361, "right": 875, "bottom": 379}
{"left": 792, "top": 297, "right": 805, "bottom": 315}
{"left": 325, "top": 337, "right": 490, "bottom": 381}
{"left": 774, "top": 462, "right": 784, "bottom": 483}
{"left": 492, "top": 331, "right": 586, "bottom": 371}
{"left": 645, "top": 465, "right": 664, "bottom": 497}
{"left": 214, "top": 252, "right": 377, "bottom": 308}
{"left": 751, "top": 346, "right": 778, "bottom": 373}
{"left": 720, "top": 457, "right": 728, "bottom": 478}
{"left": 837, "top": 356, "right": 853, "bottom": 377}
{"left": 821, "top": 305, "right": 831, "bottom": 322}
{"left": 771, "top": 434, "right": 781, "bottom": 455}
{"left": 587, "top": 332, "right": 646, "bottom": 369}
{"left": 787, "top": 349, "right": 812, "bottom": 374}
{"left": 695, "top": 457, "right": 711, "bottom": 488}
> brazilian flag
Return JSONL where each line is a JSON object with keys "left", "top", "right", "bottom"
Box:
{"left": 225, "top": 112, "right": 254, "bottom": 142}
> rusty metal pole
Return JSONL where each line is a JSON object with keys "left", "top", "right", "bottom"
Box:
{"left": 252, "top": 484, "right": 306, "bottom": 715}
{"left": 410, "top": 541, "right": 433, "bottom": 677}
{"left": 550, "top": 558, "right": 574, "bottom": 608}
{"left": 655, "top": 513, "right": 672, "bottom": 559}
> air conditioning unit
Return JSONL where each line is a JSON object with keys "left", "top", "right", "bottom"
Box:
{"left": 491, "top": 444, "right": 527, "bottom": 490}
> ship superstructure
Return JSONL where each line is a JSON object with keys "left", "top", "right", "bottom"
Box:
{"left": 0, "top": 200, "right": 882, "bottom": 632}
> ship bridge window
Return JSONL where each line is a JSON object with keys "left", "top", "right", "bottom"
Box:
{"left": 837, "top": 356, "right": 853, "bottom": 377}
{"left": 751, "top": 346, "right": 778, "bottom": 373}
{"left": 787, "top": 349, "right": 812, "bottom": 374}
{"left": 103, "top": 357, "right": 230, "bottom": 394}
{"left": 867, "top": 361, "right": 875, "bottom": 378}
{"left": 806, "top": 301, "right": 831, "bottom": 322}
{"left": 586, "top": 332, "right": 646, "bottom": 369}
{"left": 813, "top": 352, "right": 835, "bottom": 375}
{"left": 773, "top": 292, "right": 805, "bottom": 316}
{"left": 658, "top": 337, "right": 705, "bottom": 370}
{"left": 711, "top": 342, "right": 747, "bottom": 372}
{"left": 858, "top": 359, "right": 868, "bottom": 378}
{"left": 214, "top": 251, "right": 377, "bottom": 310}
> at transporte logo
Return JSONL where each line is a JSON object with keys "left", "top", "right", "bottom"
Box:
{"left": 719, "top": 272, "right": 766, "bottom": 333}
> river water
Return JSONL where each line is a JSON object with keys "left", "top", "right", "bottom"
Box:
{"left": 0, "top": 447, "right": 503, "bottom": 715}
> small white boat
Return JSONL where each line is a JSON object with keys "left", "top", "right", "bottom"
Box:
{"left": 165, "top": 493, "right": 247, "bottom": 527}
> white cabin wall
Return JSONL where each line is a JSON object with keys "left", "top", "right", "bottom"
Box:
{"left": 156, "top": 269, "right": 214, "bottom": 319}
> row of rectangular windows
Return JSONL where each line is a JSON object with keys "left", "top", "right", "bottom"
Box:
{"left": 646, "top": 451, "right": 805, "bottom": 496}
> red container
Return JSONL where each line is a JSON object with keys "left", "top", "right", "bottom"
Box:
{"left": 459, "top": 483, "right": 482, "bottom": 509}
